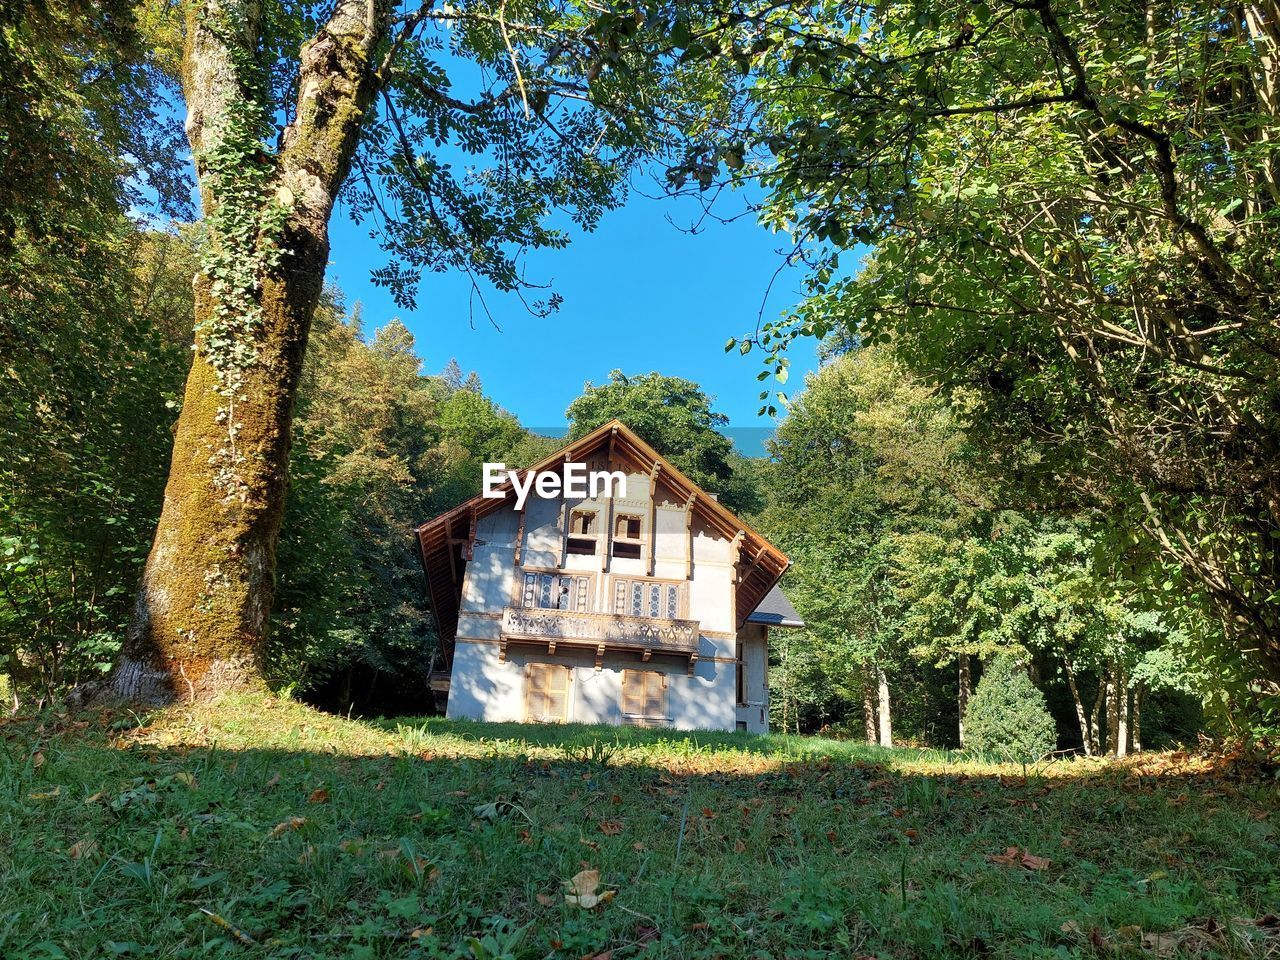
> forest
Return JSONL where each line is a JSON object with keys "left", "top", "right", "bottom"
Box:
{"left": 2, "top": 0, "right": 1278, "bottom": 751}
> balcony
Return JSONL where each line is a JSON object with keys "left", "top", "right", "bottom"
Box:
{"left": 500, "top": 606, "right": 700, "bottom": 671}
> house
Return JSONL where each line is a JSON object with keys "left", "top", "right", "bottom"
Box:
{"left": 413, "top": 420, "right": 803, "bottom": 732}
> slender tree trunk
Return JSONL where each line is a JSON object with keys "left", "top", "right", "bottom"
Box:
{"left": 1132, "top": 681, "right": 1145, "bottom": 753}
{"left": 1063, "top": 656, "right": 1093, "bottom": 756}
{"left": 877, "top": 665, "right": 893, "bottom": 747}
{"left": 1105, "top": 662, "right": 1121, "bottom": 759}
{"left": 1115, "top": 663, "right": 1129, "bottom": 759}
{"left": 107, "top": 0, "right": 389, "bottom": 702}
{"left": 957, "top": 654, "right": 971, "bottom": 748}
{"left": 862, "top": 663, "right": 877, "bottom": 744}
{"left": 1089, "top": 680, "right": 1105, "bottom": 757}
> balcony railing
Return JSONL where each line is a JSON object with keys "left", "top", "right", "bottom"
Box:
{"left": 501, "top": 605, "right": 700, "bottom": 670}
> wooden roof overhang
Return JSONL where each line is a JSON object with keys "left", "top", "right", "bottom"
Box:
{"left": 414, "top": 420, "right": 791, "bottom": 669}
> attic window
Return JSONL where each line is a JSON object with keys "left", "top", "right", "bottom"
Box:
{"left": 615, "top": 514, "right": 641, "bottom": 540}
{"left": 612, "top": 513, "right": 643, "bottom": 559}
{"left": 567, "top": 510, "right": 597, "bottom": 555}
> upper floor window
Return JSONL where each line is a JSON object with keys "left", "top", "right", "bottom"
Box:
{"left": 522, "top": 572, "right": 590, "bottom": 612}
{"left": 567, "top": 510, "right": 598, "bottom": 556}
{"left": 612, "top": 512, "right": 643, "bottom": 559}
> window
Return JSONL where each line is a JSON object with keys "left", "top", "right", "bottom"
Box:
{"left": 615, "top": 514, "right": 641, "bottom": 539}
{"left": 612, "top": 513, "right": 643, "bottom": 559}
{"left": 525, "top": 663, "right": 569, "bottom": 722}
{"left": 612, "top": 578, "right": 682, "bottom": 620}
{"left": 522, "top": 572, "right": 590, "bottom": 611}
{"left": 735, "top": 638, "right": 745, "bottom": 706}
{"left": 567, "top": 510, "right": 598, "bottom": 555}
{"left": 622, "top": 669, "right": 667, "bottom": 723}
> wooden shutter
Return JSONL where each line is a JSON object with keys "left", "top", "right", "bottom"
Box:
{"left": 622, "top": 670, "right": 667, "bottom": 721}
{"left": 622, "top": 670, "right": 644, "bottom": 717}
{"left": 526, "top": 663, "right": 568, "bottom": 722}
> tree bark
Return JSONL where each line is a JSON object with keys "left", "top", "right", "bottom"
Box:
{"left": 1063, "top": 656, "right": 1093, "bottom": 756}
{"left": 876, "top": 664, "right": 893, "bottom": 747}
{"left": 107, "top": 0, "right": 390, "bottom": 703}
{"left": 957, "top": 654, "right": 971, "bottom": 748}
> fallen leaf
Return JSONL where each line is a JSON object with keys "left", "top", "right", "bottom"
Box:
{"left": 308, "top": 787, "right": 330, "bottom": 804}
{"left": 32, "top": 751, "right": 45, "bottom": 769}
{"left": 733, "top": 839, "right": 746, "bottom": 853}
{"left": 536, "top": 892, "right": 557, "bottom": 907}
{"left": 67, "top": 839, "right": 99, "bottom": 860}
{"left": 269, "top": 816, "right": 307, "bottom": 838}
{"left": 986, "top": 846, "right": 1050, "bottom": 870}
{"left": 84, "top": 791, "right": 105, "bottom": 805}
{"left": 563, "top": 868, "right": 616, "bottom": 909}
{"left": 598, "top": 819, "right": 623, "bottom": 836}
{"left": 28, "top": 786, "right": 61, "bottom": 801}
{"left": 173, "top": 771, "right": 196, "bottom": 788}
{"left": 265, "top": 771, "right": 281, "bottom": 789}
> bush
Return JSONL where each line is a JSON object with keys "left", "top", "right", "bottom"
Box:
{"left": 964, "top": 656, "right": 1057, "bottom": 762}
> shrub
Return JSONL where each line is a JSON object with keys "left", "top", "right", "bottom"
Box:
{"left": 964, "top": 656, "right": 1057, "bottom": 762}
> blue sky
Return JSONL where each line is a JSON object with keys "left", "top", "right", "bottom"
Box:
{"left": 325, "top": 183, "right": 820, "bottom": 454}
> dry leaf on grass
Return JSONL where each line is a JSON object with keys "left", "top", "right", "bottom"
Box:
{"left": 28, "top": 786, "right": 60, "bottom": 801}
{"left": 67, "top": 838, "right": 98, "bottom": 860}
{"left": 598, "top": 819, "right": 623, "bottom": 836}
{"left": 563, "top": 868, "right": 616, "bottom": 909}
{"left": 269, "top": 816, "right": 307, "bottom": 838}
{"left": 308, "top": 787, "right": 330, "bottom": 804}
{"left": 986, "top": 846, "right": 1050, "bottom": 870}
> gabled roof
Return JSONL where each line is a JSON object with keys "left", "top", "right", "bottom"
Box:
{"left": 747, "top": 584, "right": 805, "bottom": 628}
{"left": 414, "top": 420, "right": 790, "bottom": 666}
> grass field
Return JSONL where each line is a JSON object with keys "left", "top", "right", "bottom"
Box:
{"left": 1, "top": 694, "right": 1277, "bottom": 959}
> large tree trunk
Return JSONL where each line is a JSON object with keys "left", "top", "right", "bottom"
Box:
{"left": 876, "top": 665, "right": 893, "bottom": 747}
{"left": 1062, "top": 656, "right": 1093, "bottom": 756}
{"left": 957, "top": 654, "right": 971, "bottom": 748}
{"left": 107, "top": 0, "right": 389, "bottom": 702}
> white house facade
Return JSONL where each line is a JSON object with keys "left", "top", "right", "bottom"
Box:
{"left": 414, "top": 421, "right": 802, "bottom": 732}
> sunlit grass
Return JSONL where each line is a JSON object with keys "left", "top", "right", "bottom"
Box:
{"left": 1, "top": 693, "right": 1276, "bottom": 959}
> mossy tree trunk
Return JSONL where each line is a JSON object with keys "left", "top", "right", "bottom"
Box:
{"left": 108, "top": 0, "right": 389, "bottom": 702}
